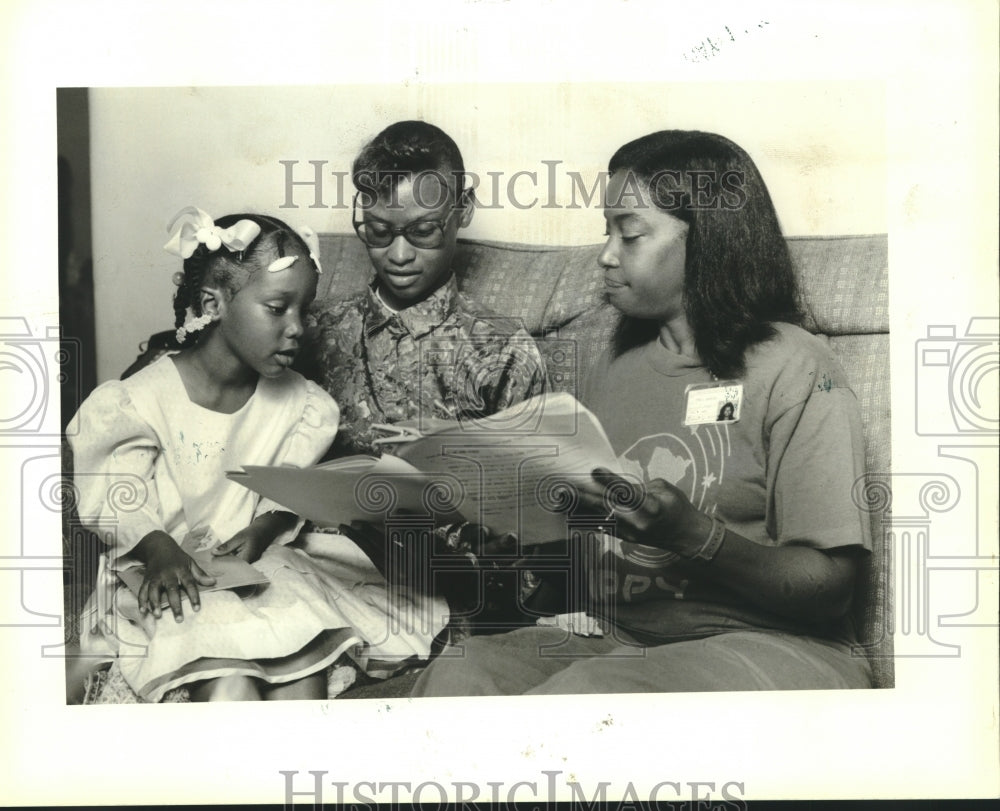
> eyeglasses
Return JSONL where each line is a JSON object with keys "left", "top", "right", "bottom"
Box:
{"left": 352, "top": 190, "right": 464, "bottom": 250}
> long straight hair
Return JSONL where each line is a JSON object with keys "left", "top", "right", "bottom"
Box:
{"left": 608, "top": 131, "right": 803, "bottom": 377}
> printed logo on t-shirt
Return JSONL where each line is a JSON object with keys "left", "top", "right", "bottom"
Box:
{"left": 618, "top": 424, "right": 731, "bottom": 512}
{"left": 599, "top": 423, "right": 732, "bottom": 603}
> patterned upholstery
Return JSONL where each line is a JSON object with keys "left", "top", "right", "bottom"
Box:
{"left": 789, "top": 235, "right": 889, "bottom": 335}
{"left": 314, "top": 231, "right": 895, "bottom": 687}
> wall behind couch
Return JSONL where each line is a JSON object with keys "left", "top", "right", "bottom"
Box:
{"left": 89, "top": 82, "right": 885, "bottom": 383}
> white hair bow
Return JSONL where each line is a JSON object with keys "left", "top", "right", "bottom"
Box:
{"left": 163, "top": 206, "right": 261, "bottom": 259}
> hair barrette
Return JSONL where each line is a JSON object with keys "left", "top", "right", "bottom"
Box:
{"left": 296, "top": 225, "right": 323, "bottom": 274}
{"left": 267, "top": 256, "right": 298, "bottom": 273}
{"left": 264, "top": 224, "right": 324, "bottom": 273}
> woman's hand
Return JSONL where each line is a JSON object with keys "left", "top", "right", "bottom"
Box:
{"left": 133, "top": 532, "right": 216, "bottom": 622}
{"left": 575, "top": 467, "right": 859, "bottom": 622}
{"left": 578, "top": 467, "right": 711, "bottom": 556}
{"left": 213, "top": 511, "right": 298, "bottom": 563}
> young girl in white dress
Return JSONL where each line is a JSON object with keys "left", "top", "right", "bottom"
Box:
{"left": 71, "top": 208, "right": 360, "bottom": 701}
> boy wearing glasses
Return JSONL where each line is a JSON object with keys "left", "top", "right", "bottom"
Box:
{"left": 305, "top": 120, "right": 548, "bottom": 458}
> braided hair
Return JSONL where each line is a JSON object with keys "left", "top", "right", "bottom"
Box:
{"left": 351, "top": 120, "right": 467, "bottom": 206}
{"left": 171, "top": 213, "right": 316, "bottom": 347}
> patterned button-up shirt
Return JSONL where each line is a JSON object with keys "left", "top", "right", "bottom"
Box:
{"left": 303, "top": 277, "right": 548, "bottom": 458}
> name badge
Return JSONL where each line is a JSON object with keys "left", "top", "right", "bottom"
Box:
{"left": 683, "top": 380, "right": 744, "bottom": 425}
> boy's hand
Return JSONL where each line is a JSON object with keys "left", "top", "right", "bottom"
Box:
{"left": 213, "top": 511, "right": 297, "bottom": 563}
{"left": 135, "top": 534, "right": 216, "bottom": 622}
{"left": 213, "top": 525, "right": 271, "bottom": 563}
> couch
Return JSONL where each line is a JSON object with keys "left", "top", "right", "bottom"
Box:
{"left": 65, "top": 231, "right": 892, "bottom": 699}
{"left": 314, "top": 231, "right": 893, "bottom": 692}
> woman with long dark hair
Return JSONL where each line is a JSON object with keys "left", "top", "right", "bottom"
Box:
{"left": 412, "top": 131, "right": 873, "bottom": 694}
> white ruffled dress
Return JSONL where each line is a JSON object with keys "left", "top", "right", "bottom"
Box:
{"left": 70, "top": 355, "right": 447, "bottom": 701}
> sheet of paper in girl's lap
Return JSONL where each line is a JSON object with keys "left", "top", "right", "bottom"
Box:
{"left": 228, "top": 392, "right": 624, "bottom": 546}
{"left": 117, "top": 528, "right": 270, "bottom": 607}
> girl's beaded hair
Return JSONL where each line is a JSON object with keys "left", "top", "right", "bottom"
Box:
{"left": 170, "top": 212, "right": 319, "bottom": 347}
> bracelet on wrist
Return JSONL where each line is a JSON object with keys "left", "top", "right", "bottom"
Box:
{"left": 684, "top": 515, "right": 726, "bottom": 562}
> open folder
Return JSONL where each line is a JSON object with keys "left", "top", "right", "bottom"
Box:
{"left": 227, "top": 392, "right": 624, "bottom": 546}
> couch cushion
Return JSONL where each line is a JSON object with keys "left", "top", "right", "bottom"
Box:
{"left": 789, "top": 235, "right": 889, "bottom": 335}
{"left": 315, "top": 233, "right": 888, "bottom": 402}
{"left": 317, "top": 233, "right": 889, "bottom": 338}
{"left": 315, "top": 235, "right": 602, "bottom": 334}
{"left": 315, "top": 234, "right": 372, "bottom": 302}
{"left": 826, "top": 332, "right": 893, "bottom": 687}
{"left": 827, "top": 333, "right": 892, "bottom": 479}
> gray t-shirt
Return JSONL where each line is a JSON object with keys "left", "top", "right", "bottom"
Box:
{"left": 582, "top": 322, "right": 871, "bottom": 644}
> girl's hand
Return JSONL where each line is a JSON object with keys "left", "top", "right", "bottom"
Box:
{"left": 212, "top": 525, "right": 272, "bottom": 563}
{"left": 135, "top": 534, "right": 216, "bottom": 622}
{"left": 577, "top": 467, "right": 710, "bottom": 555}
